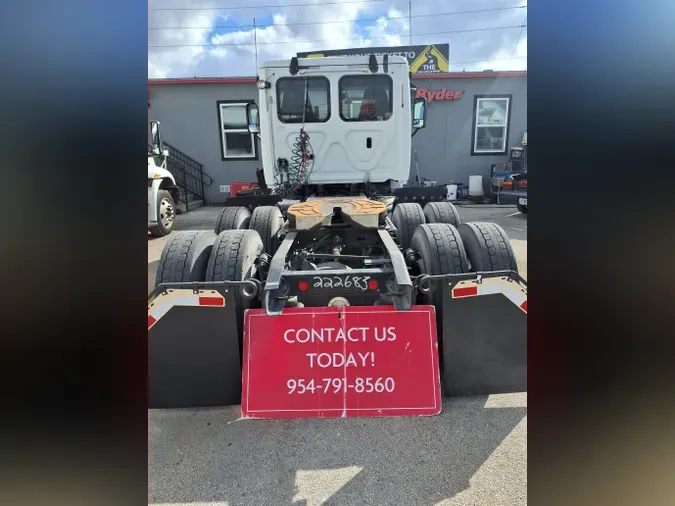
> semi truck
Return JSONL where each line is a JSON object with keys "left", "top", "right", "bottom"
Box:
{"left": 148, "top": 55, "right": 527, "bottom": 418}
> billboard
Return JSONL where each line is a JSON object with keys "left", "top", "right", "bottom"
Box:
{"left": 297, "top": 43, "right": 450, "bottom": 74}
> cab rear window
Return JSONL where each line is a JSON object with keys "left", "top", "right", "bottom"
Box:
{"left": 276, "top": 77, "right": 330, "bottom": 123}
{"left": 339, "top": 75, "right": 393, "bottom": 122}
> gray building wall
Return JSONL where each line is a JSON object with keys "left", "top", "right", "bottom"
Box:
{"left": 149, "top": 73, "right": 526, "bottom": 203}
{"left": 149, "top": 82, "right": 261, "bottom": 204}
{"left": 410, "top": 74, "right": 527, "bottom": 195}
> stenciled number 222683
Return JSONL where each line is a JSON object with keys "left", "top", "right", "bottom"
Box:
{"left": 312, "top": 275, "right": 370, "bottom": 291}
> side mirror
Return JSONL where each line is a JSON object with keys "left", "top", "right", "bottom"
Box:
{"left": 150, "top": 120, "right": 163, "bottom": 155}
{"left": 412, "top": 97, "right": 426, "bottom": 129}
{"left": 246, "top": 103, "right": 260, "bottom": 134}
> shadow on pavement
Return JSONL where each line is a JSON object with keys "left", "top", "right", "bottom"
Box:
{"left": 150, "top": 396, "right": 526, "bottom": 506}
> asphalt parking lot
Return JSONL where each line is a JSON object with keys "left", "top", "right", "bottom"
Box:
{"left": 149, "top": 204, "right": 527, "bottom": 506}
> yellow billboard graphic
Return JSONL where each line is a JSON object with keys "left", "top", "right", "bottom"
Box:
{"left": 409, "top": 45, "right": 449, "bottom": 73}
{"left": 306, "top": 53, "right": 324, "bottom": 58}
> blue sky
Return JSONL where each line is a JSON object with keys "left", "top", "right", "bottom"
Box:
{"left": 148, "top": 0, "right": 527, "bottom": 78}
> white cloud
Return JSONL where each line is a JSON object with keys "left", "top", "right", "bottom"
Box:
{"left": 474, "top": 32, "right": 527, "bottom": 71}
{"left": 148, "top": 61, "right": 167, "bottom": 78}
{"left": 148, "top": 0, "right": 527, "bottom": 78}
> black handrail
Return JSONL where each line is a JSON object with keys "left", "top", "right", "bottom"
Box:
{"left": 162, "top": 141, "right": 213, "bottom": 210}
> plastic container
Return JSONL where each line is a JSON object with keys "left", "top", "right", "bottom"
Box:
{"left": 446, "top": 184, "right": 458, "bottom": 201}
{"left": 468, "top": 175, "right": 484, "bottom": 197}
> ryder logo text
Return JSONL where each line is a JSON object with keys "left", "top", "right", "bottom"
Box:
{"left": 415, "top": 88, "right": 463, "bottom": 102}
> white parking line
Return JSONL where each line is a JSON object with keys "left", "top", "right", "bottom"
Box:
{"left": 504, "top": 211, "right": 522, "bottom": 218}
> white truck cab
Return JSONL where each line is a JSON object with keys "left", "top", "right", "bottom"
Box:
{"left": 148, "top": 121, "right": 179, "bottom": 236}
{"left": 247, "top": 55, "right": 426, "bottom": 195}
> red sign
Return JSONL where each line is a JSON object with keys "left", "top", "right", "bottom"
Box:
{"left": 242, "top": 305, "right": 441, "bottom": 419}
{"left": 415, "top": 88, "right": 463, "bottom": 102}
{"left": 230, "top": 182, "right": 258, "bottom": 197}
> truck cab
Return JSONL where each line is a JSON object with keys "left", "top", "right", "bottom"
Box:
{"left": 247, "top": 55, "right": 426, "bottom": 196}
{"left": 148, "top": 121, "right": 180, "bottom": 236}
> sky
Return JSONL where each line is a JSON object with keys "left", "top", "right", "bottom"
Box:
{"left": 148, "top": 0, "right": 527, "bottom": 78}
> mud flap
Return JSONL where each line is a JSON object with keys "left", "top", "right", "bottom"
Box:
{"left": 434, "top": 272, "right": 527, "bottom": 396}
{"left": 148, "top": 283, "right": 248, "bottom": 408}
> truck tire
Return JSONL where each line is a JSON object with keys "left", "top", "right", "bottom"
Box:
{"left": 206, "top": 230, "right": 264, "bottom": 329}
{"left": 458, "top": 222, "right": 518, "bottom": 273}
{"left": 149, "top": 190, "right": 176, "bottom": 237}
{"left": 423, "top": 201, "right": 461, "bottom": 227}
{"left": 411, "top": 223, "right": 469, "bottom": 277}
{"left": 206, "top": 229, "right": 263, "bottom": 282}
{"left": 411, "top": 223, "right": 469, "bottom": 396}
{"left": 214, "top": 206, "right": 251, "bottom": 234}
{"left": 249, "top": 206, "right": 283, "bottom": 254}
{"left": 391, "top": 203, "right": 425, "bottom": 250}
{"left": 155, "top": 230, "right": 218, "bottom": 287}
{"left": 517, "top": 204, "right": 527, "bottom": 214}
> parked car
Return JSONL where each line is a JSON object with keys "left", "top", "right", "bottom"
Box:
{"left": 496, "top": 130, "right": 527, "bottom": 213}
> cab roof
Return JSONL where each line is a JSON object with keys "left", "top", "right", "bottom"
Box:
{"left": 260, "top": 55, "right": 409, "bottom": 70}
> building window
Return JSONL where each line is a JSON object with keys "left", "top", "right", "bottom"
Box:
{"left": 218, "top": 101, "right": 256, "bottom": 159}
{"left": 472, "top": 95, "right": 511, "bottom": 155}
{"left": 276, "top": 77, "right": 330, "bottom": 123}
{"left": 339, "top": 75, "right": 393, "bottom": 122}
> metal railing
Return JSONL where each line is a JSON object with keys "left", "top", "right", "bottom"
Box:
{"left": 163, "top": 142, "right": 213, "bottom": 208}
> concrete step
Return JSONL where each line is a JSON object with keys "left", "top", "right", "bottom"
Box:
{"left": 177, "top": 199, "right": 204, "bottom": 214}
{"left": 178, "top": 190, "right": 200, "bottom": 203}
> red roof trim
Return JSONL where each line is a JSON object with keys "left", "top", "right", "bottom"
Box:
{"left": 148, "top": 71, "right": 526, "bottom": 86}
{"left": 412, "top": 71, "right": 527, "bottom": 79}
{"left": 148, "top": 77, "right": 257, "bottom": 85}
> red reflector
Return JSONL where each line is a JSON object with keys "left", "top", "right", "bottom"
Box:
{"left": 368, "top": 279, "right": 378, "bottom": 290}
{"left": 520, "top": 300, "right": 527, "bottom": 313}
{"left": 298, "top": 281, "right": 309, "bottom": 291}
{"left": 148, "top": 315, "right": 156, "bottom": 329}
{"left": 454, "top": 286, "right": 478, "bottom": 297}
{"left": 199, "top": 296, "right": 223, "bottom": 306}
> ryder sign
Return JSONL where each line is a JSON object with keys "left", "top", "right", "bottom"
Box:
{"left": 415, "top": 88, "right": 463, "bottom": 102}
{"left": 242, "top": 305, "right": 441, "bottom": 418}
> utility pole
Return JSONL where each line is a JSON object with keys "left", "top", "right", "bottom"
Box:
{"left": 253, "top": 17, "right": 259, "bottom": 75}
{"left": 408, "top": 1, "right": 412, "bottom": 46}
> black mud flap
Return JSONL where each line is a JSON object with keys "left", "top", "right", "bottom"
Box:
{"left": 421, "top": 271, "right": 527, "bottom": 396}
{"left": 148, "top": 281, "right": 258, "bottom": 409}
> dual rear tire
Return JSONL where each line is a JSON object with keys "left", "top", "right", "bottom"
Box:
{"left": 412, "top": 221, "right": 519, "bottom": 277}
{"left": 214, "top": 205, "right": 283, "bottom": 254}
{"left": 156, "top": 204, "right": 283, "bottom": 290}
{"left": 392, "top": 201, "right": 517, "bottom": 276}
{"left": 155, "top": 229, "right": 263, "bottom": 288}
{"left": 391, "top": 201, "right": 461, "bottom": 250}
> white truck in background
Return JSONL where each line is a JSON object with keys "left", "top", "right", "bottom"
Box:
{"left": 148, "top": 121, "right": 179, "bottom": 237}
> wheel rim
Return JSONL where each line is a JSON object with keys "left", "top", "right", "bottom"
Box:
{"left": 159, "top": 198, "right": 175, "bottom": 228}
